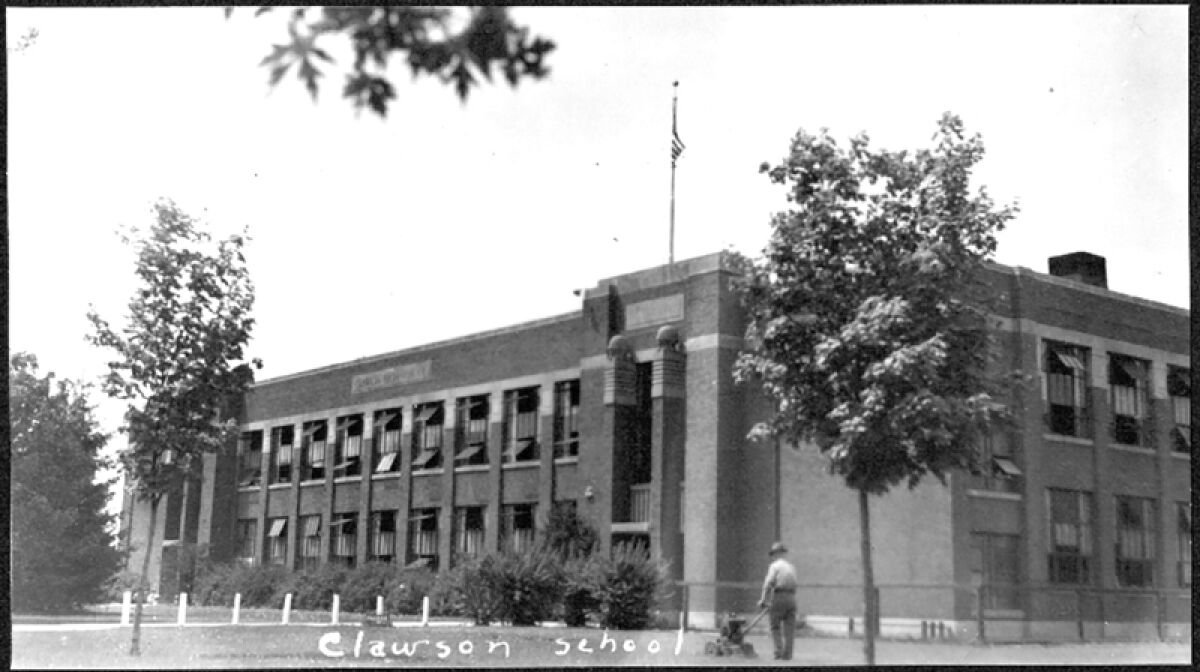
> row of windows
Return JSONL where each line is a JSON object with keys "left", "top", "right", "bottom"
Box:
{"left": 1045, "top": 489, "right": 1191, "bottom": 589}
{"left": 1042, "top": 341, "right": 1190, "bottom": 451}
{"left": 235, "top": 502, "right": 556, "bottom": 572}
{"left": 237, "top": 380, "right": 581, "bottom": 487}
{"left": 971, "top": 494, "right": 1191, "bottom": 611}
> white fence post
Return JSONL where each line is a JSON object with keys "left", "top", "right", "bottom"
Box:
{"left": 283, "top": 593, "right": 293, "bottom": 625}
{"left": 331, "top": 594, "right": 340, "bottom": 625}
{"left": 232, "top": 593, "right": 241, "bottom": 625}
{"left": 120, "top": 591, "right": 132, "bottom": 626}
{"left": 421, "top": 596, "right": 430, "bottom": 626}
{"left": 177, "top": 593, "right": 188, "bottom": 625}
{"left": 377, "top": 596, "right": 384, "bottom": 616}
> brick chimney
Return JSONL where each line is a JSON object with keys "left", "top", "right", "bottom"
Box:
{"left": 1048, "top": 252, "right": 1108, "bottom": 289}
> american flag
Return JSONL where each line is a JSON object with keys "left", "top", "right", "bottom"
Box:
{"left": 672, "top": 126, "right": 685, "bottom": 163}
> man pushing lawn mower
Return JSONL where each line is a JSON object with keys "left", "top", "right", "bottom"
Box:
{"left": 759, "top": 541, "right": 798, "bottom": 661}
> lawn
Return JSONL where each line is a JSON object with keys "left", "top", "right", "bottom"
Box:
{"left": 12, "top": 621, "right": 1192, "bottom": 668}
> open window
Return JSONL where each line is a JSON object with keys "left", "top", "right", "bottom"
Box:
{"left": 1044, "top": 341, "right": 1091, "bottom": 438}
{"left": 301, "top": 420, "right": 328, "bottom": 481}
{"left": 267, "top": 518, "right": 287, "bottom": 565}
{"left": 553, "top": 380, "right": 581, "bottom": 459}
{"left": 373, "top": 409, "right": 402, "bottom": 473}
{"left": 237, "top": 431, "right": 263, "bottom": 487}
{"left": 455, "top": 395, "right": 490, "bottom": 466}
{"left": 412, "top": 403, "right": 444, "bottom": 470}
{"left": 503, "top": 387, "right": 540, "bottom": 463}
{"left": 334, "top": 415, "right": 363, "bottom": 477}
{"left": 299, "top": 515, "right": 322, "bottom": 571}
{"left": 407, "top": 508, "right": 440, "bottom": 570}
{"left": 331, "top": 512, "right": 357, "bottom": 568}
{"left": 1109, "top": 354, "right": 1149, "bottom": 446}
{"left": 454, "top": 506, "right": 486, "bottom": 562}
{"left": 270, "top": 425, "right": 294, "bottom": 484}
{"left": 1168, "top": 367, "right": 1191, "bottom": 454}
{"left": 501, "top": 502, "right": 537, "bottom": 553}
{"left": 371, "top": 510, "right": 397, "bottom": 562}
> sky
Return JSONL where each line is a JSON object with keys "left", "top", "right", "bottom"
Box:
{"left": 6, "top": 7, "right": 1189, "bottom": 514}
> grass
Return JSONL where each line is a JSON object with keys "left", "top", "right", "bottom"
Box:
{"left": 12, "top": 621, "right": 1192, "bottom": 668}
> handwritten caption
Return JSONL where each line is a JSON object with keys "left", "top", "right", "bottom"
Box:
{"left": 318, "top": 628, "right": 685, "bottom": 660}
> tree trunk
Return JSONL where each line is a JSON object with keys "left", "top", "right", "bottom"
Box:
{"left": 858, "top": 487, "right": 876, "bottom": 666}
{"left": 130, "top": 495, "right": 160, "bottom": 656}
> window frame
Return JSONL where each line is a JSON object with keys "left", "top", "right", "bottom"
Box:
{"left": 501, "top": 502, "right": 537, "bottom": 553}
{"left": 454, "top": 395, "right": 491, "bottom": 467}
{"left": 236, "top": 518, "right": 258, "bottom": 562}
{"left": 270, "top": 425, "right": 294, "bottom": 484}
{"left": 407, "top": 507, "right": 440, "bottom": 570}
{"left": 1114, "top": 495, "right": 1156, "bottom": 588}
{"left": 1168, "top": 367, "right": 1190, "bottom": 454}
{"left": 238, "top": 431, "right": 263, "bottom": 488}
{"left": 301, "top": 420, "right": 328, "bottom": 481}
{"left": 553, "top": 380, "right": 581, "bottom": 459}
{"left": 1046, "top": 488, "right": 1094, "bottom": 585}
{"left": 412, "top": 403, "right": 444, "bottom": 471}
{"left": 373, "top": 409, "right": 403, "bottom": 473}
{"left": 335, "top": 415, "right": 364, "bottom": 478}
{"left": 503, "top": 387, "right": 540, "bottom": 464}
{"left": 1043, "top": 341, "right": 1092, "bottom": 439}
{"left": 453, "top": 506, "right": 486, "bottom": 562}
{"left": 1108, "top": 354, "right": 1151, "bottom": 447}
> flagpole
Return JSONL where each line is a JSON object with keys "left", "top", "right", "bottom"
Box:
{"left": 669, "top": 81, "right": 679, "bottom": 267}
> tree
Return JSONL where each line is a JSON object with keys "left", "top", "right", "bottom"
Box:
{"left": 230, "top": 6, "right": 556, "bottom": 117}
{"left": 732, "top": 114, "right": 1019, "bottom": 665}
{"left": 10, "top": 353, "right": 123, "bottom": 612}
{"left": 87, "top": 200, "right": 260, "bottom": 655}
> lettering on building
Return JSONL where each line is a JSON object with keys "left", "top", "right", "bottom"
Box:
{"left": 351, "top": 360, "right": 432, "bottom": 395}
{"left": 625, "top": 294, "right": 684, "bottom": 330}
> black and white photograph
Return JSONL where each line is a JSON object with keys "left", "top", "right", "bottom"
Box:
{"left": 8, "top": 5, "right": 1189, "bottom": 668}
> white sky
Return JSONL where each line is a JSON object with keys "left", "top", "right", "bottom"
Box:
{"left": 6, "top": 7, "right": 1189, "bottom": 512}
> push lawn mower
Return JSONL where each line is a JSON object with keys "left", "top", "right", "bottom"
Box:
{"left": 703, "top": 608, "right": 769, "bottom": 657}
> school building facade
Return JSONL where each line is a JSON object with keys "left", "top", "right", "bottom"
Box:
{"left": 120, "top": 250, "right": 1191, "bottom": 639}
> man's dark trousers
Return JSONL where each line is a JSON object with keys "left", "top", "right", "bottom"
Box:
{"left": 769, "top": 590, "right": 796, "bottom": 660}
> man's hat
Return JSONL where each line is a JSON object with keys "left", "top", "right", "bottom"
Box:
{"left": 768, "top": 541, "right": 788, "bottom": 556}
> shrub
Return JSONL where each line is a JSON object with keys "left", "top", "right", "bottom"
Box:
{"left": 338, "top": 562, "right": 397, "bottom": 614}
{"left": 558, "top": 555, "right": 597, "bottom": 627}
{"left": 430, "top": 555, "right": 500, "bottom": 625}
{"left": 282, "top": 564, "right": 347, "bottom": 611}
{"left": 482, "top": 549, "right": 563, "bottom": 626}
{"left": 383, "top": 565, "right": 437, "bottom": 615}
{"left": 192, "top": 562, "right": 289, "bottom": 608}
{"left": 102, "top": 570, "right": 143, "bottom": 602}
{"left": 541, "top": 503, "right": 599, "bottom": 560}
{"left": 586, "top": 542, "right": 671, "bottom": 630}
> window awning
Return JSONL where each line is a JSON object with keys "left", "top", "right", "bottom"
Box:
{"left": 1176, "top": 426, "right": 1192, "bottom": 448}
{"left": 375, "top": 411, "right": 399, "bottom": 428}
{"left": 303, "top": 516, "right": 321, "bottom": 537}
{"left": 409, "top": 512, "right": 437, "bottom": 523}
{"left": 375, "top": 453, "right": 398, "bottom": 473}
{"left": 412, "top": 448, "right": 439, "bottom": 468}
{"left": 505, "top": 439, "right": 535, "bottom": 461}
{"left": 1054, "top": 351, "right": 1086, "bottom": 371}
{"left": 1116, "top": 359, "right": 1145, "bottom": 382}
{"left": 415, "top": 405, "right": 442, "bottom": 424}
{"left": 405, "top": 557, "right": 431, "bottom": 570}
{"left": 455, "top": 444, "right": 484, "bottom": 463}
{"left": 303, "top": 423, "right": 325, "bottom": 438}
{"left": 239, "top": 469, "right": 261, "bottom": 487}
{"left": 993, "top": 457, "right": 1023, "bottom": 477}
{"left": 268, "top": 519, "right": 287, "bottom": 537}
